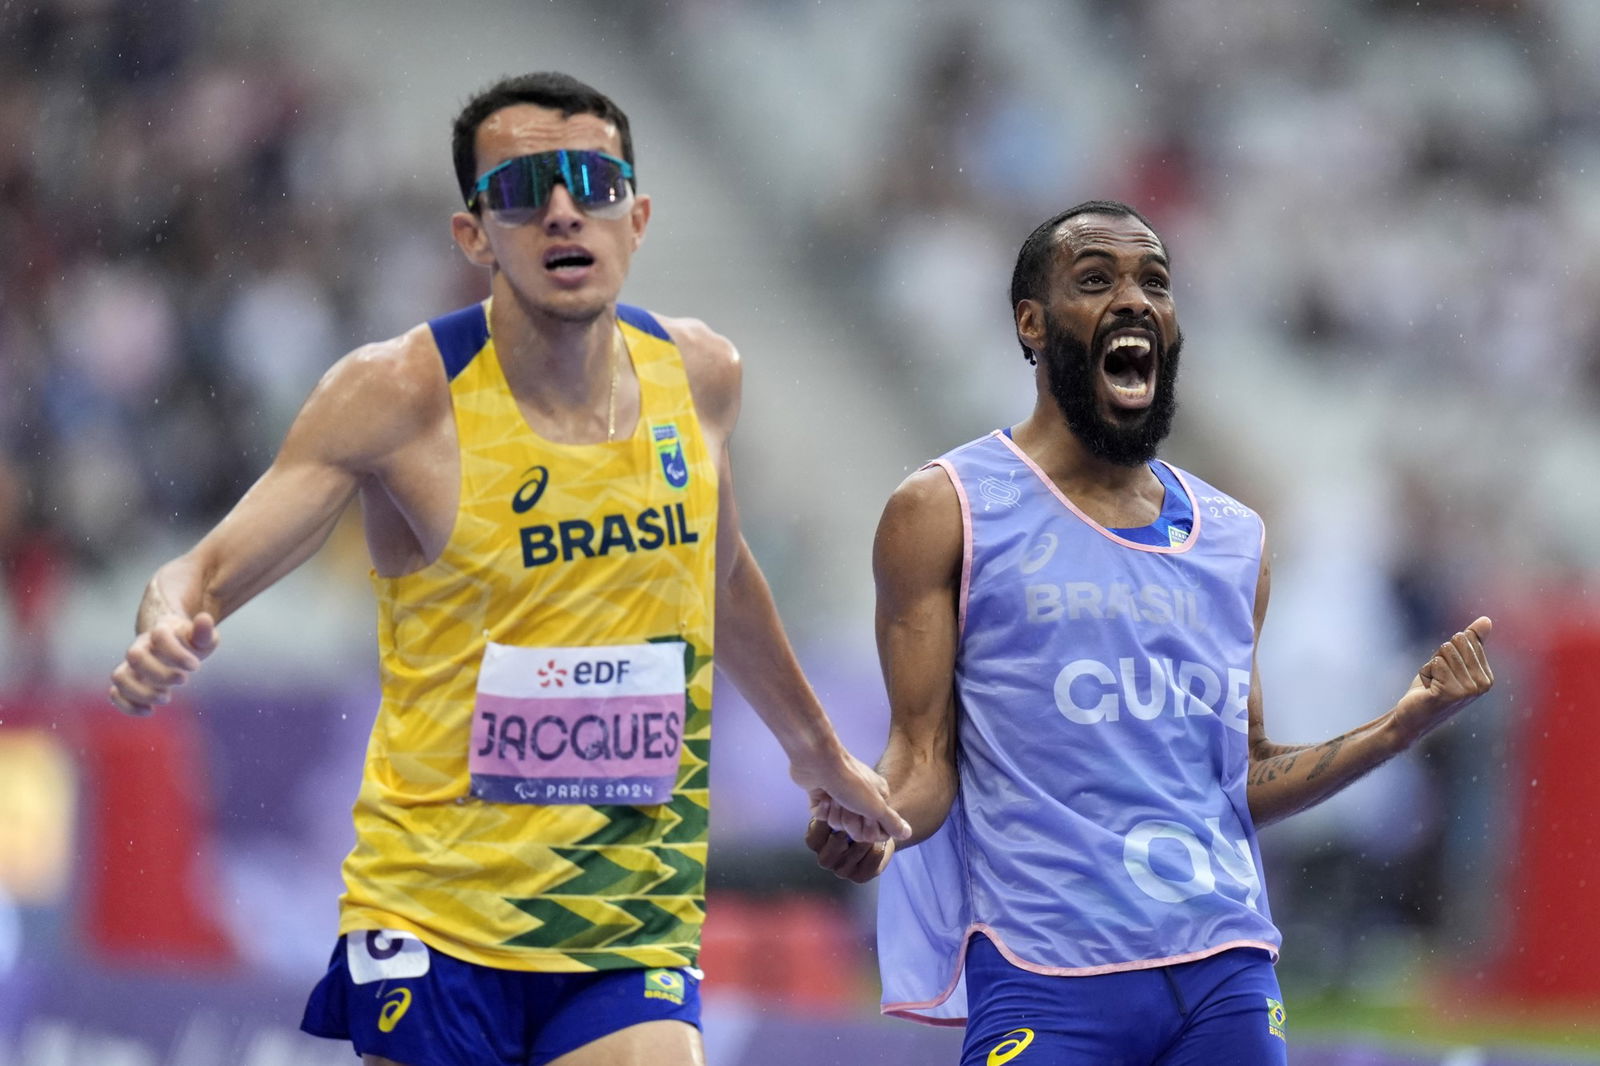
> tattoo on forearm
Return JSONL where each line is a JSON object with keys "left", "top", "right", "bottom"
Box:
{"left": 1249, "top": 728, "right": 1359, "bottom": 789}
{"left": 1304, "top": 737, "right": 1346, "bottom": 782}
{"left": 1248, "top": 751, "right": 1297, "bottom": 787}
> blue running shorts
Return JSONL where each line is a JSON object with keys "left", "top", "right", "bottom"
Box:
{"left": 301, "top": 931, "right": 702, "bottom": 1066}
{"left": 960, "top": 935, "right": 1288, "bottom": 1066}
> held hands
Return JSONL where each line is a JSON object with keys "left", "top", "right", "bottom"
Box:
{"left": 107, "top": 613, "right": 220, "bottom": 716}
{"left": 789, "top": 746, "right": 911, "bottom": 845}
{"left": 807, "top": 816, "right": 896, "bottom": 884}
{"left": 801, "top": 749, "right": 910, "bottom": 883}
{"left": 1392, "top": 616, "right": 1494, "bottom": 744}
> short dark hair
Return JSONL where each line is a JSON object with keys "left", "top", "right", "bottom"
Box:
{"left": 450, "top": 72, "right": 635, "bottom": 206}
{"left": 1009, "top": 200, "right": 1161, "bottom": 362}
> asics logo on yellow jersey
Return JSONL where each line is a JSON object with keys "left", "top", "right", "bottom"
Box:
{"left": 988, "top": 1028, "right": 1034, "bottom": 1065}
{"left": 519, "top": 503, "right": 700, "bottom": 568}
{"left": 511, "top": 466, "right": 550, "bottom": 513}
{"left": 377, "top": 987, "right": 412, "bottom": 1033}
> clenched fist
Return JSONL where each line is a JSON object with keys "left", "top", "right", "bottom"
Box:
{"left": 108, "top": 612, "right": 220, "bottom": 716}
{"left": 1392, "top": 616, "right": 1494, "bottom": 744}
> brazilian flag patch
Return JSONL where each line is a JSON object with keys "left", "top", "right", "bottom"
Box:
{"left": 644, "top": 968, "right": 686, "bottom": 1005}
{"left": 1266, "top": 997, "right": 1287, "bottom": 1040}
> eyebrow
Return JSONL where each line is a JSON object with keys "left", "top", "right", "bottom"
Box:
{"left": 1071, "top": 247, "right": 1171, "bottom": 269}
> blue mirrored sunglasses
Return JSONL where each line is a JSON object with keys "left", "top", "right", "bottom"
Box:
{"left": 467, "top": 149, "right": 635, "bottom": 223}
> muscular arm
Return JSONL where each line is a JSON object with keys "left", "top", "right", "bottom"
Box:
{"left": 809, "top": 465, "right": 962, "bottom": 882}
{"left": 1245, "top": 544, "right": 1495, "bottom": 826}
{"left": 109, "top": 335, "right": 439, "bottom": 714}
{"left": 869, "top": 466, "right": 963, "bottom": 843}
{"left": 667, "top": 315, "right": 909, "bottom": 843}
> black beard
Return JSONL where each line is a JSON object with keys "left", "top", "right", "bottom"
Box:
{"left": 1042, "top": 317, "right": 1182, "bottom": 467}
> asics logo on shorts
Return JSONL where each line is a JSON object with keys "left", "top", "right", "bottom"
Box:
{"left": 988, "top": 1027, "right": 1034, "bottom": 1065}
{"left": 378, "top": 988, "right": 412, "bottom": 1033}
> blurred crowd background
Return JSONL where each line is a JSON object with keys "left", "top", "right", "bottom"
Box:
{"left": 4, "top": 0, "right": 1600, "bottom": 1062}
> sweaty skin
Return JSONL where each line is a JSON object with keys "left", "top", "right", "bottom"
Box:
{"left": 809, "top": 211, "right": 1494, "bottom": 880}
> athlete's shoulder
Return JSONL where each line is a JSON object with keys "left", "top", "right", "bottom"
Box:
{"left": 298, "top": 321, "right": 449, "bottom": 463}
{"left": 877, "top": 464, "right": 963, "bottom": 581}
{"left": 649, "top": 310, "right": 738, "bottom": 375}
{"left": 642, "top": 308, "right": 740, "bottom": 430}
{"left": 890, "top": 432, "right": 1010, "bottom": 517}
{"left": 334, "top": 321, "right": 447, "bottom": 411}
{"left": 892, "top": 463, "right": 961, "bottom": 513}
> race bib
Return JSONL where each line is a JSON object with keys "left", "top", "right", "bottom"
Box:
{"left": 347, "top": 929, "right": 431, "bottom": 985}
{"left": 470, "top": 641, "right": 686, "bottom": 806}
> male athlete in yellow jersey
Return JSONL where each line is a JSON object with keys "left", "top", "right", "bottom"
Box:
{"left": 107, "top": 72, "right": 910, "bottom": 1066}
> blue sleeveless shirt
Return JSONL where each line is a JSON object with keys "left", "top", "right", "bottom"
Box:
{"left": 878, "top": 431, "right": 1281, "bottom": 1024}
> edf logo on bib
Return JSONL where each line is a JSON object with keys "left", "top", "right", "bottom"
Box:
{"left": 570, "top": 658, "right": 631, "bottom": 684}
{"left": 538, "top": 657, "right": 633, "bottom": 687}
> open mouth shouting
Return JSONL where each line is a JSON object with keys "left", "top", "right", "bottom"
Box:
{"left": 1099, "top": 328, "right": 1159, "bottom": 412}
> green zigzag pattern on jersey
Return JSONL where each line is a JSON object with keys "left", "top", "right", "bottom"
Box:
{"left": 551, "top": 785, "right": 710, "bottom": 849}
{"left": 533, "top": 843, "right": 702, "bottom": 899}
{"left": 496, "top": 635, "right": 712, "bottom": 953}
{"left": 661, "top": 630, "right": 713, "bottom": 794}
{"left": 503, "top": 896, "right": 703, "bottom": 953}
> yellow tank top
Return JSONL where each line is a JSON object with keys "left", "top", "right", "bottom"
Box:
{"left": 338, "top": 301, "right": 719, "bottom": 972}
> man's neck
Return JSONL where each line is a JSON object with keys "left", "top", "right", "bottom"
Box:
{"left": 1010, "top": 404, "right": 1165, "bottom": 528}
{"left": 489, "top": 286, "right": 616, "bottom": 410}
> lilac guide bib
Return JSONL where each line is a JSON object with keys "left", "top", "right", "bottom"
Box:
{"left": 878, "top": 432, "right": 1282, "bottom": 1024}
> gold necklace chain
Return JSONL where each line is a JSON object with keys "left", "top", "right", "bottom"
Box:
{"left": 607, "top": 326, "right": 621, "bottom": 442}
